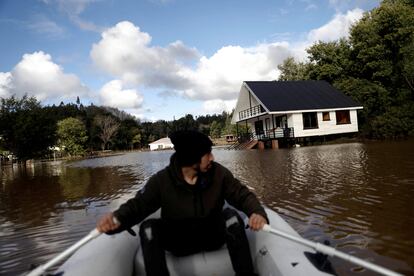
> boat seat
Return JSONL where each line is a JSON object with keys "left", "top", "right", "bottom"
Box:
{"left": 134, "top": 244, "right": 234, "bottom": 276}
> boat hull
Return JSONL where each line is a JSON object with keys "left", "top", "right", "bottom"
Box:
{"left": 56, "top": 207, "right": 333, "bottom": 276}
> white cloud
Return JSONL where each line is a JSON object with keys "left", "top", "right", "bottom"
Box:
{"left": 0, "top": 51, "right": 89, "bottom": 102}
{"left": 43, "top": 0, "right": 102, "bottom": 32}
{"left": 99, "top": 80, "right": 143, "bottom": 109}
{"left": 203, "top": 99, "right": 237, "bottom": 114}
{"left": 69, "top": 16, "right": 102, "bottom": 32}
{"left": 328, "top": 0, "right": 359, "bottom": 12}
{"left": 28, "top": 15, "right": 65, "bottom": 38}
{"left": 0, "top": 72, "right": 13, "bottom": 98}
{"left": 279, "top": 8, "right": 289, "bottom": 15}
{"left": 91, "top": 21, "right": 293, "bottom": 101}
{"left": 180, "top": 43, "right": 290, "bottom": 100}
{"left": 307, "top": 8, "right": 364, "bottom": 42}
{"left": 305, "top": 4, "right": 318, "bottom": 11}
{"left": 91, "top": 21, "right": 198, "bottom": 89}
{"left": 282, "top": 8, "right": 365, "bottom": 63}
{"left": 56, "top": 0, "right": 96, "bottom": 15}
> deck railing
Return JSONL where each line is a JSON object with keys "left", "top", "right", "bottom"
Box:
{"left": 228, "top": 128, "right": 295, "bottom": 150}
{"left": 238, "top": 105, "right": 265, "bottom": 120}
{"left": 254, "top": 127, "right": 295, "bottom": 140}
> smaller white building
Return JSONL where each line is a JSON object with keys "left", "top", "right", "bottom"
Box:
{"left": 149, "top": 137, "right": 174, "bottom": 151}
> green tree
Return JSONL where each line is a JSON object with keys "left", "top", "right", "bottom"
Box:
{"left": 172, "top": 114, "right": 199, "bottom": 132}
{"left": 83, "top": 105, "right": 111, "bottom": 150}
{"left": 57, "top": 117, "right": 88, "bottom": 156}
{"left": 132, "top": 132, "right": 142, "bottom": 149}
{"left": 306, "top": 39, "right": 352, "bottom": 83}
{"left": 114, "top": 118, "right": 141, "bottom": 150}
{"left": 350, "top": 0, "right": 414, "bottom": 92}
{"left": 221, "top": 111, "right": 236, "bottom": 135}
{"left": 334, "top": 78, "right": 390, "bottom": 137}
{"left": 148, "top": 134, "right": 157, "bottom": 143}
{"left": 0, "top": 95, "right": 56, "bottom": 161}
{"left": 277, "top": 57, "right": 310, "bottom": 81}
{"left": 347, "top": 0, "right": 414, "bottom": 137}
{"left": 209, "top": 120, "right": 222, "bottom": 138}
{"left": 151, "top": 120, "right": 170, "bottom": 139}
{"left": 370, "top": 103, "right": 414, "bottom": 138}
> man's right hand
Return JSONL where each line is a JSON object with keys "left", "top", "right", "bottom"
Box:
{"left": 97, "top": 212, "right": 120, "bottom": 233}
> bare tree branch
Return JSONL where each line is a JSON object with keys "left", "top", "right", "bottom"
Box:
{"left": 94, "top": 115, "right": 120, "bottom": 150}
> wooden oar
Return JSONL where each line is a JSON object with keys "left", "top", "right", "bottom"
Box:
{"left": 26, "top": 229, "right": 101, "bottom": 276}
{"left": 262, "top": 224, "right": 402, "bottom": 276}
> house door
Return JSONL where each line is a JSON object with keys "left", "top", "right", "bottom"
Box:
{"left": 276, "top": 115, "right": 287, "bottom": 128}
{"left": 254, "top": 120, "right": 264, "bottom": 137}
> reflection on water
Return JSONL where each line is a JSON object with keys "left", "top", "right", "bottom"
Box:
{"left": 1, "top": 142, "right": 413, "bottom": 275}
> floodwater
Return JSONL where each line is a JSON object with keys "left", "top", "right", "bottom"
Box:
{"left": 1, "top": 140, "right": 413, "bottom": 276}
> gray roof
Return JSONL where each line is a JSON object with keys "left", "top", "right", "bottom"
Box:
{"left": 245, "top": 81, "right": 362, "bottom": 112}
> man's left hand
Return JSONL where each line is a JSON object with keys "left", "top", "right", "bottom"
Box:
{"left": 248, "top": 213, "right": 267, "bottom": 231}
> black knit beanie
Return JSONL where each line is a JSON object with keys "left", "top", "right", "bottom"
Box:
{"left": 170, "top": 130, "right": 213, "bottom": 166}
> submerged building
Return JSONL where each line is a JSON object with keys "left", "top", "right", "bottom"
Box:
{"left": 231, "top": 81, "right": 363, "bottom": 149}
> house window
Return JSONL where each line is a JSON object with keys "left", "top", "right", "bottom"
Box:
{"left": 322, "top": 112, "right": 330, "bottom": 121}
{"left": 303, "top": 112, "right": 318, "bottom": 129}
{"left": 336, "top": 110, "right": 351, "bottom": 124}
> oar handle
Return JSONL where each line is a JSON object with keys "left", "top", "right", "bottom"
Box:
{"left": 262, "top": 225, "right": 402, "bottom": 276}
{"left": 27, "top": 229, "right": 101, "bottom": 276}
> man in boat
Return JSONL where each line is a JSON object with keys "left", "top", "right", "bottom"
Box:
{"left": 97, "top": 130, "right": 268, "bottom": 276}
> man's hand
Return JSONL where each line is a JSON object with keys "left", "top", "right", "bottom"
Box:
{"left": 248, "top": 213, "right": 267, "bottom": 231}
{"left": 97, "top": 212, "right": 120, "bottom": 233}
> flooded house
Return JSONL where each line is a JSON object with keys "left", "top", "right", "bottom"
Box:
{"left": 231, "top": 81, "right": 363, "bottom": 149}
{"left": 149, "top": 137, "right": 174, "bottom": 151}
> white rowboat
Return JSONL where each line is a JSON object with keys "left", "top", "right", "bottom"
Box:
{"left": 28, "top": 206, "right": 400, "bottom": 276}
{"left": 53, "top": 207, "right": 334, "bottom": 276}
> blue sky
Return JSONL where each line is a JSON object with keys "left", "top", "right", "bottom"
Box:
{"left": 0, "top": 0, "right": 380, "bottom": 121}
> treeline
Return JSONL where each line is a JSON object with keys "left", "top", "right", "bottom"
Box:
{"left": 0, "top": 96, "right": 235, "bottom": 161}
{"left": 278, "top": 0, "right": 414, "bottom": 139}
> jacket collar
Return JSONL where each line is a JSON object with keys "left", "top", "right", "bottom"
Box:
{"left": 168, "top": 153, "right": 215, "bottom": 189}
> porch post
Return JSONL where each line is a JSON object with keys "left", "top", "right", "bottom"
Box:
{"left": 272, "top": 114, "right": 275, "bottom": 138}
{"left": 272, "top": 139, "right": 279, "bottom": 149}
{"left": 245, "top": 120, "right": 248, "bottom": 139}
{"left": 249, "top": 92, "right": 252, "bottom": 116}
{"left": 258, "top": 141, "right": 265, "bottom": 150}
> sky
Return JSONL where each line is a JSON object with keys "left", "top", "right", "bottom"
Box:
{"left": 0, "top": 0, "right": 380, "bottom": 121}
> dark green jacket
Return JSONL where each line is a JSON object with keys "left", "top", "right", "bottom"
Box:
{"left": 114, "top": 153, "right": 268, "bottom": 231}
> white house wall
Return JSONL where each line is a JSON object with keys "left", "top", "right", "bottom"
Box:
{"left": 231, "top": 85, "right": 262, "bottom": 124}
{"left": 287, "top": 115, "right": 294, "bottom": 129}
{"left": 245, "top": 110, "right": 359, "bottom": 138}
{"left": 149, "top": 143, "right": 174, "bottom": 151}
{"left": 291, "top": 110, "right": 359, "bottom": 138}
